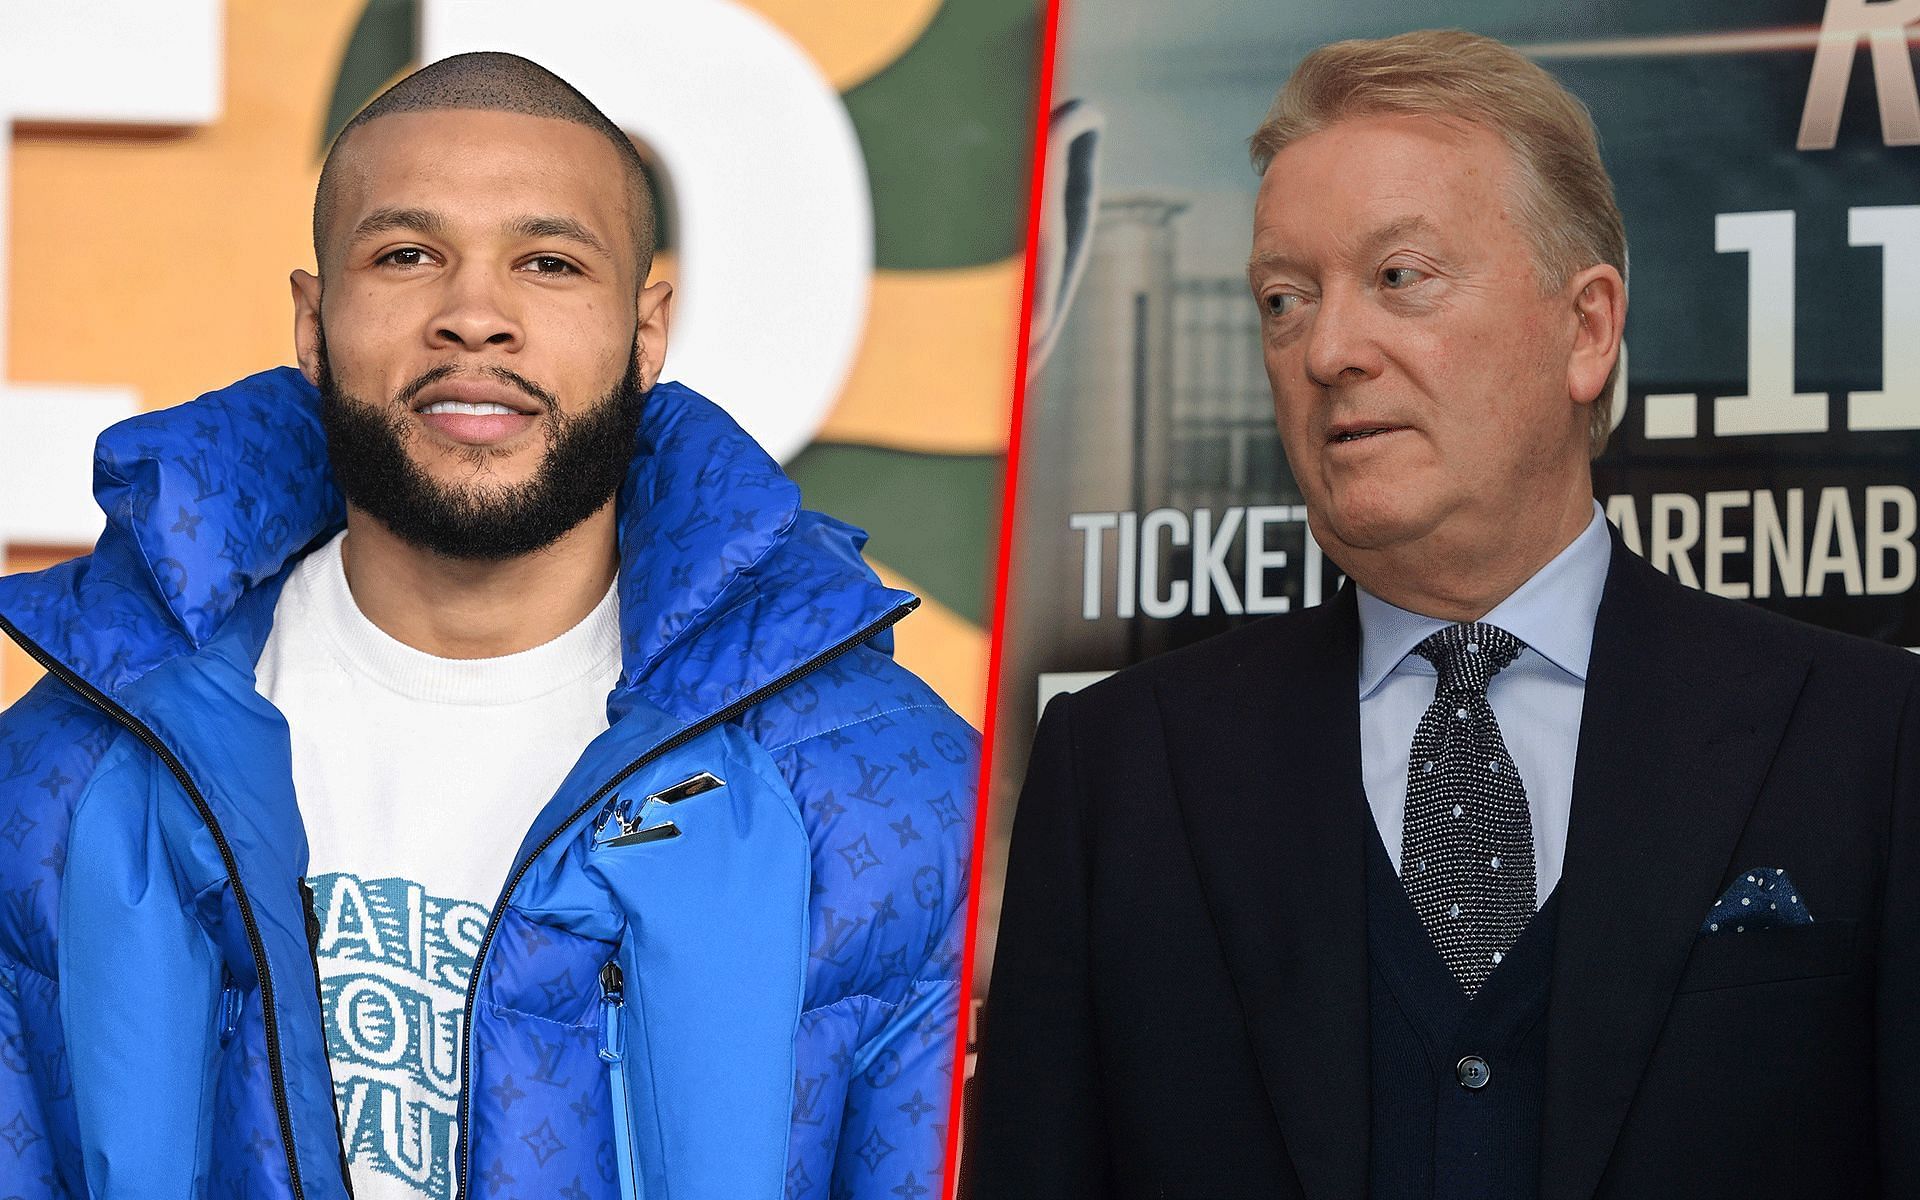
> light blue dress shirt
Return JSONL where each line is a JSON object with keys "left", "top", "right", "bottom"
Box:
{"left": 1357, "top": 502, "right": 1612, "bottom": 907}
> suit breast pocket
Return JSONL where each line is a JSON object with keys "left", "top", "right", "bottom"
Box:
{"left": 1673, "top": 918, "right": 1862, "bottom": 995}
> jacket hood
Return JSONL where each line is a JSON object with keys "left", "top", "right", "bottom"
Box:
{"left": 0, "top": 367, "right": 912, "bottom": 724}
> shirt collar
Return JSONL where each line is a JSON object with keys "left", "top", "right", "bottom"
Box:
{"left": 1355, "top": 501, "right": 1612, "bottom": 698}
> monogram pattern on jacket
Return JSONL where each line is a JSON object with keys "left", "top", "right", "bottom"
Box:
{"left": 0, "top": 368, "right": 977, "bottom": 1199}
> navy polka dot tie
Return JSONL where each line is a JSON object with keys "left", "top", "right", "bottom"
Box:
{"left": 1401, "top": 622, "right": 1536, "bottom": 996}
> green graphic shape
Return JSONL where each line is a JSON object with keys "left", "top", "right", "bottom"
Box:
{"left": 320, "top": 0, "right": 417, "bottom": 155}
{"left": 787, "top": 444, "right": 1002, "bottom": 626}
{"left": 842, "top": 0, "right": 1042, "bottom": 270}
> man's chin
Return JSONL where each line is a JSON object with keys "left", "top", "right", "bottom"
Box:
{"left": 408, "top": 451, "right": 543, "bottom": 493}
{"left": 1313, "top": 497, "right": 1446, "bottom": 556}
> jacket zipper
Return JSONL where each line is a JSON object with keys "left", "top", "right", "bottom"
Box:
{"left": 454, "top": 598, "right": 917, "bottom": 1197}
{"left": 598, "top": 961, "right": 640, "bottom": 1199}
{"left": 0, "top": 614, "right": 323, "bottom": 1199}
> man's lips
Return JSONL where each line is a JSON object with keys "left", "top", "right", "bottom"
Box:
{"left": 409, "top": 379, "right": 543, "bottom": 417}
{"left": 410, "top": 381, "right": 543, "bottom": 446}
{"left": 1326, "top": 423, "right": 1407, "bottom": 445}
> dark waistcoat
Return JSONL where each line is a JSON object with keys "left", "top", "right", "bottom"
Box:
{"left": 1367, "top": 822, "right": 1559, "bottom": 1200}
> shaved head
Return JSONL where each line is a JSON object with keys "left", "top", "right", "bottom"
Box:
{"left": 313, "top": 51, "right": 656, "bottom": 278}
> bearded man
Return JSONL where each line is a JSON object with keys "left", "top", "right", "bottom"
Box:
{"left": 0, "top": 52, "right": 974, "bottom": 1200}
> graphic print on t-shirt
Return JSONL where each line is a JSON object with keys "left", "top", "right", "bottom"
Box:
{"left": 312, "top": 870, "right": 489, "bottom": 1200}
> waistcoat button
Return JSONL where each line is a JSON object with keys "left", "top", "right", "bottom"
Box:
{"left": 1456, "top": 1055, "right": 1491, "bottom": 1090}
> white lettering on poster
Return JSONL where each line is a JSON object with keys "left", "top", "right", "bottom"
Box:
{"left": 1069, "top": 512, "right": 1116, "bottom": 620}
{"left": 1606, "top": 486, "right": 1919, "bottom": 600}
{"left": 1712, "top": 211, "right": 1829, "bottom": 436}
{"left": 1138, "top": 509, "right": 1189, "bottom": 619}
{"left": 1070, "top": 506, "right": 1334, "bottom": 620}
{"left": 1846, "top": 206, "right": 1920, "bottom": 430}
{"left": 1636, "top": 207, "right": 1920, "bottom": 440}
{"left": 1191, "top": 506, "right": 1244, "bottom": 617}
{"left": 1799, "top": 0, "right": 1920, "bottom": 150}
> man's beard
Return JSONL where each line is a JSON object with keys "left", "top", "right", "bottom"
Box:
{"left": 316, "top": 333, "right": 644, "bottom": 561}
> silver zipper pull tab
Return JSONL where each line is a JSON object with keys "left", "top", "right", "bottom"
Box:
{"left": 594, "top": 794, "right": 631, "bottom": 840}
{"left": 599, "top": 961, "right": 625, "bottom": 1062}
{"left": 218, "top": 974, "right": 245, "bottom": 1047}
{"left": 600, "top": 958, "right": 640, "bottom": 1197}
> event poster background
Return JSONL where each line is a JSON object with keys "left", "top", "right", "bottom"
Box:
{"left": 976, "top": 0, "right": 1920, "bottom": 1007}
{"left": 0, "top": 0, "right": 1045, "bottom": 726}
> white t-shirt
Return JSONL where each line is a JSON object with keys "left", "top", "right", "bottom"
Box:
{"left": 255, "top": 531, "right": 621, "bottom": 1200}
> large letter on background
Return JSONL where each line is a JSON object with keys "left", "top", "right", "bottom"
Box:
{"left": 423, "top": 0, "right": 873, "bottom": 464}
{"left": 1799, "top": 0, "right": 1920, "bottom": 150}
{"left": 0, "top": 1, "right": 221, "bottom": 694}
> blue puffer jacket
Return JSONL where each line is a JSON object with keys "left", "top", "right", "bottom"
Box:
{"left": 0, "top": 368, "right": 977, "bottom": 1200}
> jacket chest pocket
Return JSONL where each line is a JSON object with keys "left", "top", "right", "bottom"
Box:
{"left": 1673, "top": 918, "right": 1861, "bottom": 994}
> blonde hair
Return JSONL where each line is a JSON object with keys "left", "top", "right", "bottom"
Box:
{"left": 1250, "top": 30, "right": 1625, "bottom": 455}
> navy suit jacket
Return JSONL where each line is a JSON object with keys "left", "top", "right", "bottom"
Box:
{"left": 971, "top": 530, "right": 1920, "bottom": 1198}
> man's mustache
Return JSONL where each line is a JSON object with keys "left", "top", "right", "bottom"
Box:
{"left": 393, "top": 363, "right": 560, "bottom": 414}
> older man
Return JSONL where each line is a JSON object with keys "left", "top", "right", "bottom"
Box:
{"left": 971, "top": 29, "right": 1920, "bottom": 1199}
{"left": 0, "top": 52, "right": 973, "bottom": 1200}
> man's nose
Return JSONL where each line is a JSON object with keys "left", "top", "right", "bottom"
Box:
{"left": 426, "top": 264, "right": 523, "bottom": 352}
{"left": 1301, "top": 286, "right": 1383, "bottom": 388}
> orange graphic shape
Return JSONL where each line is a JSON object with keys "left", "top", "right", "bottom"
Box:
{"left": 741, "top": 0, "right": 944, "bottom": 90}
{"left": 872, "top": 560, "right": 986, "bottom": 727}
{"left": 821, "top": 258, "right": 1022, "bottom": 455}
{"left": 9, "top": 0, "right": 363, "bottom": 410}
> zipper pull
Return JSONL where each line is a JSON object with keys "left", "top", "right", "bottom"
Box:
{"left": 600, "top": 959, "right": 640, "bottom": 1198}
{"left": 218, "top": 975, "right": 245, "bottom": 1047}
{"left": 599, "top": 961, "right": 625, "bottom": 1062}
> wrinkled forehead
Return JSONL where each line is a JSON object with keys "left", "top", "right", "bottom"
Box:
{"left": 1250, "top": 113, "right": 1520, "bottom": 265}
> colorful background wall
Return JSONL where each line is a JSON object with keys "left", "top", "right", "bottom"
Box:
{"left": 1, "top": 0, "right": 1043, "bottom": 725}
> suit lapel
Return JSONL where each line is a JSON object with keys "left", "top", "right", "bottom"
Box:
{"left": 1157, "top": 592, "right": 1370, "bottom": 1199}
{"left": 1540, "top": 542, "right": 1811, "bottom": 1200}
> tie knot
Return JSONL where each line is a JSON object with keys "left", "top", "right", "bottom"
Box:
{"left": 1414, "top": 622, "right": 1523, "bottom": 695}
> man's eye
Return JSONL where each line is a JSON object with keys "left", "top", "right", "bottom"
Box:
{"left": 526, "top": 256, "right": 579, "bottom": 275}
{"left": 378, "top": 247, "right": 427, "bottom": 267}
{"left": 1263, "top": 292, "right": 1301, "bottom": 317}
{"left": 1381, "top": 266, "right": 1424, "bottom": 289}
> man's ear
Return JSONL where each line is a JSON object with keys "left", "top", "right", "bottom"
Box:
{"left": 634, "top": 280, "right": 674, "bottom": 391}
{"left": 290, "top": 269, "right": 324, "bottom": 387}
{"left": 1566, "top": 263, "right": 1625, "bottom": 408}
